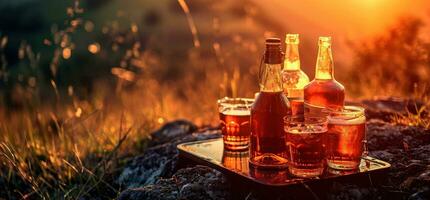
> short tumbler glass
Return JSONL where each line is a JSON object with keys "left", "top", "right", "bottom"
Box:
{"left": 218, "top": 97, "right": 253, "bottom": 151}
{"left": 323, "top": 106, "right": 366, "bottom": 170}
{"left": 284, "top": 116, "right": 327, "bottom": 178}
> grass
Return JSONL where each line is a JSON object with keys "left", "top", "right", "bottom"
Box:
{"left": 0, "top": 107, "right": 158, "bottom": 199}
{"left": 0, "top": 2, "right": 162, "bottom": 198}
{"left": 393, "top": 105, "right": 430, "bottom": 129}
{"left": 391, "top": 85, "right": 430, "bottom": 129}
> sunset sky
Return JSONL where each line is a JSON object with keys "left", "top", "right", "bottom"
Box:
{"left": 255, "top": 0, "right": 430, "bottom": 64}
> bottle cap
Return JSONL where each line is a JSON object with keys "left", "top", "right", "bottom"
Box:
{"left": 319, "top": 36, "right": 332, "bottom": 47}
{"left": 285, "top": 34, "right": 299, "bottom": 44}
{"left": 264, "top": 38, "right": 282, "bottom": 64}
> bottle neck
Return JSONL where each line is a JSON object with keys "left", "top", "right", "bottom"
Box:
{"left": 315, "top": 45, "right": 334, "bottom": 80}
{"left": 260, "top": 63, "right": 283, "bottom": 92}
{"left": 283, "top": 43, "right": 300, "bottom": 71}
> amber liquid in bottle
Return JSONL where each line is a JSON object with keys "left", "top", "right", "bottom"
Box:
{"left": 250, "top": 38, "right": 291, "bottom": 169}
{"left": 304, "top": 37, "right": 344, "bottom": 112}
{"left": 282, "top": 34, "right": 309, "bottom": 116}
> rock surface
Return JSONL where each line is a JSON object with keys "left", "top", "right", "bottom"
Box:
{"left": 362, "top": 97, "right": 427, "bottom": 121}
{"left": 116, "top": 120, "right": 221, "bottom": 188}
{"left": 118, "top": 166, "right": 230, "bottom": 200}
{"left": 366, "top": 119, "right": 430, "bottom": 198}
{"left": 117, "top": 100, "right": 430, "bottom": 200}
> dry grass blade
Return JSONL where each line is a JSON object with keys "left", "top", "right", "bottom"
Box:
{"left": 75, "top": 122, "right": 131, "bottom": 199}
{"left": 178, "top": 0, "right": 200, "bottom": 48}
{"left": 391, "top": 86, "right": 430, "bottom": 129}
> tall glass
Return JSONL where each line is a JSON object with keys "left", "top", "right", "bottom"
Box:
{"left": 284, "top": 116, "right": 327, "bottom": 177}
{"left": 218, "top": 97, "right": 253, "bottom": 151}
{"left": 323, "top": 106, "right": 366, "bottom": 170}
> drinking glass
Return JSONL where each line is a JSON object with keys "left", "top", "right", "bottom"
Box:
{"left": 284, "top": 116, "right": 327, "bottom": 177}
{"left": 323, "top": 106, "right": 366, "bottom": 170}
{"left": 218, "top": 97, "right": 253, "bottom": 150}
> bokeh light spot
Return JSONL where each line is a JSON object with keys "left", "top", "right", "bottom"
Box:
{"left": 62, "top": 48, "right": 71, "bottom": 59}
{"left": 88, "top": 43, "right": 100, "bottom": 54}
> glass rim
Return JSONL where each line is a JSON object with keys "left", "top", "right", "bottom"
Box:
{"left": 283, "top": 115, "right": 328, "bottom": 124}
{"left": 303, "top": 102, "right": 325, "bottom": 109}
{"left": 217, "top": 97, "right": 254, "bottom": 106}
{"left": 322, "top": 105, "right": 365, "bottom": 115}
{"left": 323, "top": 105, "right": 366, "bottom": 123}
{"left": 284, "top": 116, "right": 328, "bottom": 133}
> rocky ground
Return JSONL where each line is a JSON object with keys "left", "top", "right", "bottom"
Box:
{"left": 116, "top": 99, "right": 430, "bottom": 200}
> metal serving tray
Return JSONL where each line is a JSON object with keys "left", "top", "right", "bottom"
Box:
{"left": 177, "top": 138, "right": 391, "bottom": 188}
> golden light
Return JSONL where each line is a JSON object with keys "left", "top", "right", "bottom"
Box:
{"left": 88, "top": 43, "right": 100, "bottom": 54}
{"left": 111, "top": 67, "right": 136, "bottom": 81}
{"left": 131, "top": 23, "right": 138, "bottom": 33}
{"left": 75, "top": 107, "right": 82, "bottom": 118}
{"left": 62, "top": 48, "right": 71, "bottom": 59}
{"left": 68, "top": 86, "right": 74, "bottom": 96}
{"left": 70, "top": 19, "right": 81, "bottom": 27}
{"left": 157, "top": 117, "right": 165, "bottom": 124}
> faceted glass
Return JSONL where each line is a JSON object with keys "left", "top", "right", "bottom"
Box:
{"left": 323, "top": 106, "right": 366, "bottom": 170}
{"left": 218, "top": 97, "right": 253, "bottom": 150}
{"left": 284, "top": 116, "right": 327, "bottom": 177}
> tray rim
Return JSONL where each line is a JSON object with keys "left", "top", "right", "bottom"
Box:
{"left": 177, "top": 137, "right": 391, "bottom": 187}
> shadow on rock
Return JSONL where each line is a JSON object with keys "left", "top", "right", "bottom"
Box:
{"left": 118, "top": 165, "right": 230, "bottom": 200}
{"left": 116, "top": 120, "right": 221, "bottom": 188}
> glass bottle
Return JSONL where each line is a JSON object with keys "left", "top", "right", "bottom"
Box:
{"left": 282, "top": 34, "right": 309, "bottom": 115}
{"left": 304, "top": 37, "right": 345, "bottom": 113}
{"left": 249, "top": 38, "right": 291, "bottom": 169}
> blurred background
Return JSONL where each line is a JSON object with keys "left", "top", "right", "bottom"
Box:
{"left": 1, "top": 0, "right": 430, "bottom": 122}
{"left": 0, "top": 0, "right": 429, "bottom": 198}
